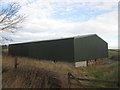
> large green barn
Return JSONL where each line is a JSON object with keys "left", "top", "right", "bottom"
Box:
{"left": 8, "top": 34, "right": 108, "bottom": 66}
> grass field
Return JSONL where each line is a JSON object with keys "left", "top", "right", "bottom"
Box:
{"left": 108, "top": 49, "right": 119, "bottom": 58}
{"left": 2, "top": 49, "right": 119, "bottom": 88}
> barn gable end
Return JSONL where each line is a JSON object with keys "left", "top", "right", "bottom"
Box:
{"left": 74, "top": 34, "right": 108, "bottom": 62}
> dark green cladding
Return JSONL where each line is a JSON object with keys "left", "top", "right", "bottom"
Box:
{"left": 9, "top": 38, "right": 74, "bottom": 62}
{"left": 8, "top": 34, "right": 108, "bottom": 62}
{"left": 74, "top": 34, "right": 108, "bottom": 62}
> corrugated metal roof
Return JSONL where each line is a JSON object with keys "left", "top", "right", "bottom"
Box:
{"left": 9, "top": 34, "right": 98, "bottom": 45}
{"left": 74, "top": 34, "right": 96, "bottom": 39}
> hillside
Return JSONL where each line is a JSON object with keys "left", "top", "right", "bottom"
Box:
{"left": 2, "top": 54, "right": 119, "bottom": 88}
{"left": 1, "top": 48, "right": 119, "bottom": 88}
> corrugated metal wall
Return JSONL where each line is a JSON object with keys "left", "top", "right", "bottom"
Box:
{"left": 74, "top": 34, "right": 108, "bottom": 62}
{"left": 9, "top": 34, "right": 108, "bottom": 62}
{"left": 9, "top": 38, "right": 74, "bottom": 62}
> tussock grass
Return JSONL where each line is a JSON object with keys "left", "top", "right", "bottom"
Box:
{"left": 3, "top": 66, "right": 62, "bottom": 88}
{"left": 2, "top": 55, "right": 119, "bottom": 88}
{"left": 2, "top": 56, "right": 80, "bottom": 88}
{"left": 3, "top": 56, "right": 82, "bottom": 76}
{"left": 2, "top": 56, "right": 68, "bottom": 88}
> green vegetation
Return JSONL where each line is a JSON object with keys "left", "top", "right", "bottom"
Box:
{"left": 108, "top": 49, "right": 119, "bottom": 58}
{"left": 79, "top": 62, "right": 119, "bottom": 87}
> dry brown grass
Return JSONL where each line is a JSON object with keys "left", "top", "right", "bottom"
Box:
{"left": 3, "top": 56, "right": 84, "bottom": 76}
{"left": 2, "top": 56, "right": 83, "bottom": 88}
{"left": 3, "top": 66, "right": 63, "bottom": 88}
{"left": 2, "top": 56, "right": 118, "bottom": 88}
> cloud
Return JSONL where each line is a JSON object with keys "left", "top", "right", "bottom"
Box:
{"left": 14, "top": 10, "right": 118, "bottom": 48}
{"left": 0, "top": 0, "right": 28, "bottom": 4}
{"left": 1, "top": 0, "right": 118, "bottom": 49}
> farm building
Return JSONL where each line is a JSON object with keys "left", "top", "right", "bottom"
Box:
{"left": 8, "top": 34, "right": 108, "bottom": 67}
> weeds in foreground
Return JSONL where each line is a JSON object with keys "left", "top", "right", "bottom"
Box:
{"left": 2, "top": 56, "right": 119, "bottom": 88}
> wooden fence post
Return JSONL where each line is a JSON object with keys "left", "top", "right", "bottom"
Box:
{"left": 14, "top": 57, "right": 18, "bottom": 69}
{"left": 68, "top": 72, "right": 86, "bottom": 89}
{"left": 95, "top": 59, "right": 97, "bottom": 64}
{"left": 86, "top": 60, "right": 88, "bottom": 66}
{"left": 68, "top": 72, "right": 71, "bottom": 88}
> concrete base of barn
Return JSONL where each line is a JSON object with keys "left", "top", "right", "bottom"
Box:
{"left": 75, "top": 61, "right": 87, "bottom": 67}
{"left": 75, "top": 59, "right": 98, "bottom": 67}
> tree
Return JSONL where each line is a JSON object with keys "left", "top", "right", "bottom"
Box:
{"left": 0, "top": 2, "right": 25, "bottom": 42}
